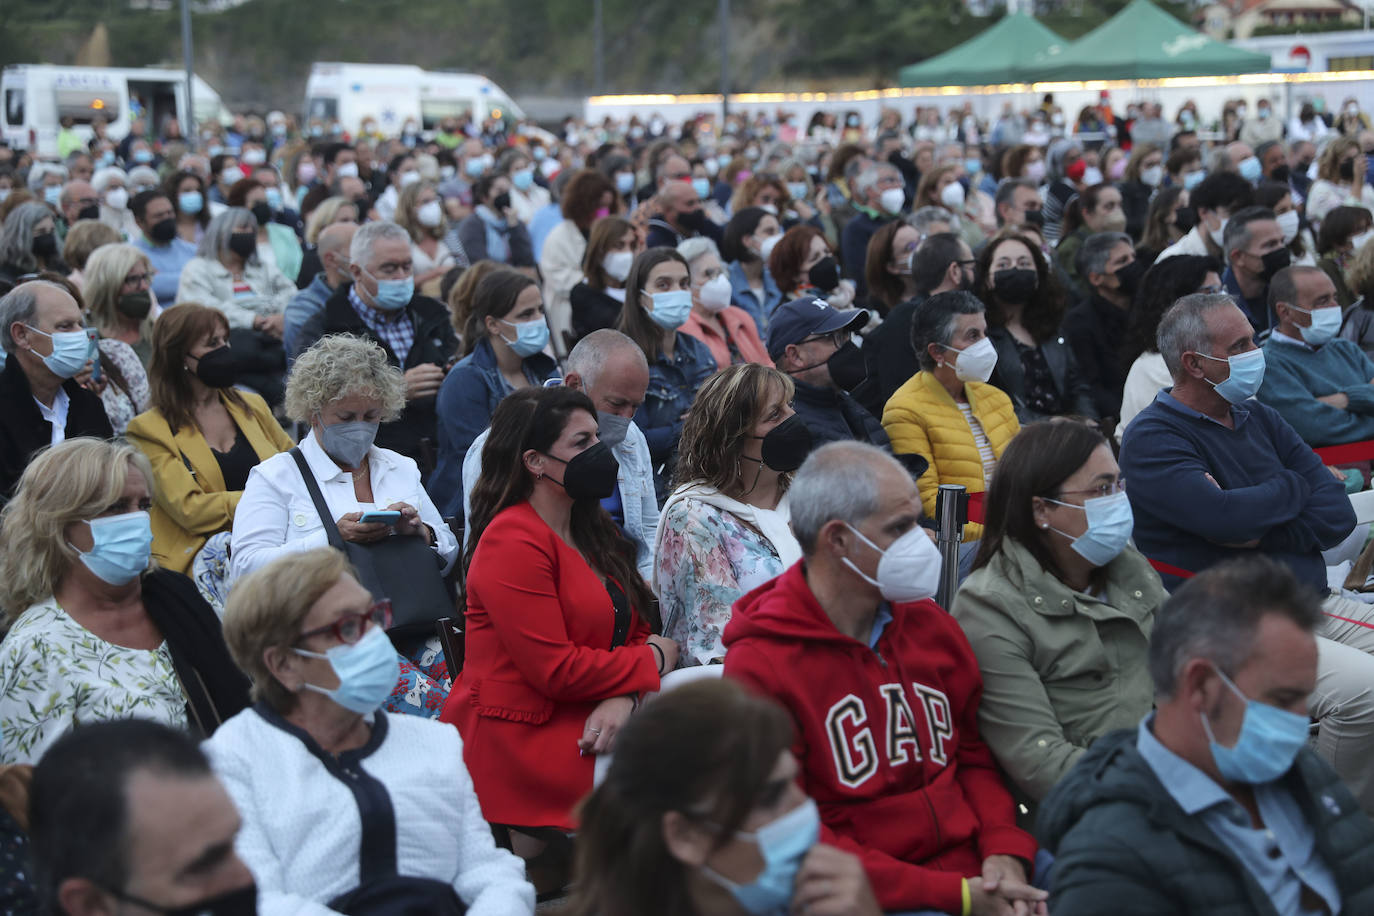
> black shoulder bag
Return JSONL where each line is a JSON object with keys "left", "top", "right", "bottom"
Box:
{"left": 290, "top": 448, "right": 452, "bottom": 637}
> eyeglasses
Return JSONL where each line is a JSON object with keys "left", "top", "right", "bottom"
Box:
{"left": 1197, "top": 284, "right": 1223, "bottom": 295}
{"left": 1055, "top": 479, "right": 1126, "bottom": 500}
{"left": 800, "top": 330, "right": 851, "bottom": 348}
{"left": 122, "top": 272, "right": 151, "bottom": 288}
{"left": 298, "top": 600, "right": 392, "bottom": 645}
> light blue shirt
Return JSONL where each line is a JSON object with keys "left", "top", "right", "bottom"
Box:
{"left": 133, "top": 235, "right": 197, "bottom": 305}
{"left": 462, "top": 419, "right": 660, "bottom": 582}
{"left": 1135, "top": 715, "right": 1341, "bottom": 916}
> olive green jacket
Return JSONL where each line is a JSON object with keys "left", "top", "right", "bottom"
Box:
{"left": 951, "top": 537, "right": 1163, "bottom": 803}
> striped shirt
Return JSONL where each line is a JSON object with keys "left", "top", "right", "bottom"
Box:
{"left": 958, "top": 401, "right": 997, "bottom": 485}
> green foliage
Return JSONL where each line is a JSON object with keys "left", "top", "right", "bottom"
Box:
{"left": 0, "top": 0, "right": 1199, "bottom": 109}
{"left": 1251, "top": 18, "right": 1359, "bottom": 38}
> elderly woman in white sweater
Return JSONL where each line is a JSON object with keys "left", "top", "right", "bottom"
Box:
{"left": 203, "top": 547, "right": 535, "bottom": 916}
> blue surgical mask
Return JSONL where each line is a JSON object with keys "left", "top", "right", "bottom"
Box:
{"left": 1238, "top": 155, "right": 1263, "bottom": 184}
{"left": 643, "top": 289, "right": 693, "bottom": 330}
{"left": 787, "top": 181, "right": 810, "bottom": 202}
{"left": 965, "top": 157, "right": 983, "bottom": 176}
{"left": 71, "top": 511, "right": 153, "bottom": 586}
{"left": 178, "top": 190, "right": 204, "bottom": 214}
{"left": 615, "top": 172, "right": 636, "bottom": 195}
{"left": 264, "top": 187, "right": 284, "bottom": 212}
{"left": 362, "top": 268, "right": 413, "bottom": 311}
{"left": 295, "top": 625, "right": 400, "bottom": 715}
{"left": 702, "top": 799, "right": 821, "bottom": 914}
{"left": 499, "top": 316, "right": 550, "bottom": 357}
{"left": 1293, "top": 304, "right": 1342, "bottom": 346}
{"left": 25, "top": 325, "right": 92, "bottom": 379}
{"left": 1183, "top": 170, "right": 1207, "bottom": 191}
{"left": 1202, "top": 664, "right": 1310, "bottom": 784}
{"left": 692, "top": 177, "right": 712, "bottom": 199}
{"left": 44, "top": 185, "right": 62, "bottom": 207}
{"left": 465, "top": 157, "right": 487, "bottom": 178}
{"left": 1044, "top": 489, "right": 1134, "bottom": 568}
{"left": 512, "top": 168, "right": 535, "bottom": 191}
{"left": 133, "top": 149, "right": 154, "bottom": 164}
{"left": 1198, "top": 348, "right": 1265, "bottom": 404}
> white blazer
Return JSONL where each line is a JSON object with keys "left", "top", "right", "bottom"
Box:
{"left": 229, "top": 430, "right": 458, "bottom": 583}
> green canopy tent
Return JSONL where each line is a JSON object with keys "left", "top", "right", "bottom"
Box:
{"left": 1029, "top": 0, "right": 1271, "bottom": 81}
{"left": 897, "top": 13, "right": 1067, "bottom": 87}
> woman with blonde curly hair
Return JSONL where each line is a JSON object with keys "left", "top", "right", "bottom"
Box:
{"left": 653, "top": 363, "right": 806, "bottom": 666}
{"left": 82, "top": 242, "right": 158, "bottom": 431}
{"left": 0, "top": 437, "right": 249, "bottom": 764}
{"left": 230, "top": 333, "right": 457, "bottom": 716}
{"left": 1306, "top": 136, "right": 1374, "bottom": 231}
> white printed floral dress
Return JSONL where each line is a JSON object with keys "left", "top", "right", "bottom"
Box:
{"left": 0, "top": 598, "right": 188, "bottom": 764}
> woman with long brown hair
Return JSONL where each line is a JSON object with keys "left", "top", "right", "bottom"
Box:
{"left": 567, "top": 678, "right": 879, "bottom": 916}
{"left": 126, "top": 303, "right": 293, "bottom": 576}
{"left": 441, "top": 386, "right": 679, "bottom": 838}
{"left": 431, "top": 268, "right": 559, "bottom": 518}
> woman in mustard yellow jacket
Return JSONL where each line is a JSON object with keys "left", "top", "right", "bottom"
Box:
{"left": 882, "top": 290, "right": 1019, "bottom": 568}
{"left": 127, "top": 304, "right": 294, "bottom": 574}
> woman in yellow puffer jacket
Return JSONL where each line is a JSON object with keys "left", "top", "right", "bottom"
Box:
{"left": 882, "top": 290, "right": 1020, "bottom": 551}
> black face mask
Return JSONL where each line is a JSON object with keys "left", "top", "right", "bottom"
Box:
{"left": 543, "top": 440, "right": 620, "bottom": 500}
{"left": 149, "top": 217, "right": 178, "bottom": 243}
{"left": 110, "top": 882, "right": 258, "bottom": 916}
{"left": 352, "top": 197, "right": 371, "bottom": 219}
{"left": 808, "top": 256, "right": 841, "bottom": 292}
{"left": 227, "top": 233, "right": 257, "bottom": 259}
{"left": 992, "top": 268, "right": 1037, "bottom": 304}
{"left": 32, "top": 232, "right": 59, "bottom": 260}
{"left": 1112, "top": 258, "right": 1148, "bottom": 300}
{"left": 678, "top": 207, "right": 710, "bottom": 232}
{"left": 1339, "top": 159, "right": 1357, "bottom": 181}
{"left": 492, "top": 191, "right": 512, "bottom": 212}
{"left": 1021, "top": 208, "right": 1045, "bottom": 228}
{"left": 750, "top": 414, "right": 814, "bottom": 472}
{"left": 1259, "top": 246, "right": 1292, "bottom": 283}
{"left": 1270, "top": 163, "right": 1291, "bottom": 183}
{"left": 826, "top": 340, "right": 868, "bottom": 391}
{"left": 251, "top": 201, "right": 272, "bottom": 226}
{"left": 117, "top": 291, "right": 152, "bottom": 320}
{"left": 77, "top": 203, "right": 101, "bottom": 221}
{"left": 192, "top": 345, "right": 238, "bottom": 388}
{"left": 1174, "top": 205, "right": 1198, "bottom": 233}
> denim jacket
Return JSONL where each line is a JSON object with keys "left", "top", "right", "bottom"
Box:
{"left": 635, "top": 332, "right": 717, "bottom": 498}
{"left": 430, "top": 337, "right": 558, "bottom": 518}
{"left": 727, "top": 260, "right": 783, "bottom": 336}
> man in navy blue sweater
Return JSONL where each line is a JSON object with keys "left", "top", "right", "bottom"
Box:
{"left": 1120, "top": 291, "right": 1374, "bottom": 813}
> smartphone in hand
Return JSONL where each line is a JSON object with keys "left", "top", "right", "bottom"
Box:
{"left": 358, "top": 510, "right": 402, "bottom": 525}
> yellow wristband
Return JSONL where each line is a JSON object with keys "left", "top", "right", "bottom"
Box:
{"left": 961, "top": 878, "right": 972, "bottom": 916}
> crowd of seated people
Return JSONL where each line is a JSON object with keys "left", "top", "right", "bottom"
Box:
{"left": 6, "top": 100, "right": 1374, "bottom": 914}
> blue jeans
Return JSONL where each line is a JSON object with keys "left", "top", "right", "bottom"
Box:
{"left": 887, "top": 849, "right": 1055, "bottom": 916}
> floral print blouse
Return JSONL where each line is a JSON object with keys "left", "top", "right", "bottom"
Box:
{"left": 654, "top": 496, "right": 787, "bottom": 667}
{"left": 97, "top": 338, "right": 151, "bottom": 436}
{"left": 0, "top": 598, "right": 188, "bottom": 765}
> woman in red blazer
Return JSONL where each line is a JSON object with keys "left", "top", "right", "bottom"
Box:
{"left": 441, "top": 386, "right": 679, "bottom": 833}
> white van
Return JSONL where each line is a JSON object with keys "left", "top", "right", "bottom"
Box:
{"left": 1, "top": 64, "right": 226, "bottom": 158}
{"left": 304, "top": 62, "right": 525, "bottom": 136}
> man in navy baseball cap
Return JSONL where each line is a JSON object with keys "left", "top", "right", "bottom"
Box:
{"left": 767, "top": 297, "right": 899, "bottom": 458}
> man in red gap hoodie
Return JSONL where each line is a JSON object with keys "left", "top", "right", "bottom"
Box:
{"left": 723, "top": 441, "right": 1045, "bottom": 915}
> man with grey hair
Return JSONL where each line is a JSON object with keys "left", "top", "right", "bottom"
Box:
{"left": 908, "top": 205, "right": 954, "bottom": 239}
{"left": 460, "top": 329, "right": 658, "bottom": 577}
{"left": 1257, "top": 264, "right": 1374, "bottom": 447}
{"left": 0, "top": 280, "right": 111, "bottom": 497}
{"left": 724, "top": 441, "right": 1046, "bottom": 915}
{"left": 296, "top": 220, "right": 457, "bottom": 476}
{"left": 840, "top": 163, "right": 905, "bottom": 297}
{"left": 1040, "top": 556, "right": 1374, "bottom": 914}
{"left": 1121, "top": 292, "right": 1374, "bottom": 810}
{"left": 1221, "top": 206, "right": 1288, "bottom": 334}
{"left": 993, "top": 178, "right": 1043, "bottom": 230}
{"left": 25, "top": 162, "right": 68, "bottom": 205}
{"left": 1065, "top": 231, "right": 1147, "bottom": 420}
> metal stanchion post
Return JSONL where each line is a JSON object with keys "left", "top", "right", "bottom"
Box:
{"left": 935, "top": 483, "right": 968, "bottom": 609}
